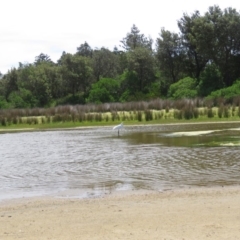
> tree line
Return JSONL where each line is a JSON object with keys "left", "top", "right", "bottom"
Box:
{"left": 1, "top": 5, "right": 240, "bottom": 109}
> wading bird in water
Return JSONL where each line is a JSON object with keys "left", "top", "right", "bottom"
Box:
{"left": 113, "top": 122, "right": 123, "bottom": 137}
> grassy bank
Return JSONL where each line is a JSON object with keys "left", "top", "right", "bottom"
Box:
{"left": 1, "top": 98, "right": 240, "bottom": 131}
{"left": 1, "top": 108, "right": 240, "bottom": 132}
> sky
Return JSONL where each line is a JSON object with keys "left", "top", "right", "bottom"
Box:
{"left": 1, "top": 0, "right": 240, "bottom": 74}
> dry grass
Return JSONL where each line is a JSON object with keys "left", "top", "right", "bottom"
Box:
{"left": 0, "top": 98, "right": 240, "bottom": 127}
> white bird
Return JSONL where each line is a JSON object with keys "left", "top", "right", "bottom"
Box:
{"left": 113, "top": 122, "right": 123, "bottom": 137}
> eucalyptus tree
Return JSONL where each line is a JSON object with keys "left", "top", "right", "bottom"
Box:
{"left": 76, "top": 41, "right": 93, "bottom": 58}
{"left": 180, "top": 6, "right": 240, "bottom": 87}
{"left": 120, "top": 24, "right": 153, "bottom": 51}
{"left": 198, "top": 63, "right": 224, "bottom": 97}
{"left": 34, "top": 53, "right": 53, "bottom": 65}
{"left": 92, "top": 47, "right": 120, "bottom": 81}
{"left": 124, "top": 46, "right": 156, "bottom": 95}
{"left": 59, "top": 53, "right": 93, "bottom": 97}
{"left": 17, "top": 63, "right": 53, "bottom": 107}
{"left": 156, "top": 29, "right": 185, "bottom": 84}
{"left": 2, "top": 68, "right": 19, "bottom": 100}
{"left": 42, "top": 64, "right": 62, "bottom": 100}
{"left": 203, "top": 6, "right": 240, "bottom": 86}
{"left": 177, "top": 11, "right": 209, "bottom": 79}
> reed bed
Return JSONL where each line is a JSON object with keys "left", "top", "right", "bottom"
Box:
{"left": 0, "top": 97, "right": 240, "bottom": 127}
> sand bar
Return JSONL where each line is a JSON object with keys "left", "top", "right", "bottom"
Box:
{"left": 0, "top": 187, "right": 240, "bottom": 240}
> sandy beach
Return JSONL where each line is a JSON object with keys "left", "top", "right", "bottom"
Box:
{"left": 0, "top": 187, "right": 240, "bottom": 240}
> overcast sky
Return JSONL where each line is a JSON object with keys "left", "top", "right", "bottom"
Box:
{"left": 1, "top": 0, "right": 239, "bottom": 74}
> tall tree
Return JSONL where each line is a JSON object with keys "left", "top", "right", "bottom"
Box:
{"left": 120, "top": 24, "right": 153, "bottom": 51}
{"left": 173, "top": 5, "right": 240, "bottom": 89}
{"left": 17, "top": 64, "right": 52, "bottom": 106}
{"left": 125, "top": 47, "right": 156, "bottom": 94}
{"left": 76, "top": 41, "right": 93, "bottom": 57}
{"left": 60, "top": 53, "right": 93, "bottom": 96}
{"left": 34, "top": 53, "right": 53, "bottom": 65}
{"left": 3, "top": 68, "right": 19, "bottom": 99}
{"left": 156, "top": 29, "right": 185, "bottom": 84}
{"left": 92, "top": 48, "right": 120, "bottom": 81}
{"left": 205, "top": 6, "right": 240, "bottom": 86}
{"left": 177, "top": 11, "right": 209, "bottom": 79}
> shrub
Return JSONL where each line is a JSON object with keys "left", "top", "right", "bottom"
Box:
{"left": 193, "top": 108, "right": 199, "bottom": 118}
{"left": 95, "top": 113, "right": 102, "bottom": 122}
{"left": 168, "top": 77, "right": 198, "bottom": 100}
{"left": 223, "top": 106, "right": 229, "bottom": 118}
{"left": 174, "top": 110, "right": 182, "bottom": 119}
{"left": 57, "top": 93, "right": 85, "bottom": 105}
{"left": 145, "top": 110, "right": 153, "bottom": 121}
{"left": 0, "top": 117, "right": 7, "bottom": 126}
{"left": 0, "top": 98, "right": 12, "bottom": 109}
{"left": 12, "top": 117, "right": 19, "bottom": 124}
{"left": 137, "top": 111, "right": 142, "bottom": 121}
{"left": 198, "top": 63, "right": 224, "bottom": 97}
{"left": 207, "top": 108, "right": 214, "bottom": 118}
{"left": 208, "top": 80, "right": 240, "bottom": 100}
{"left": 53, "top": 114, "right": 62, "bottom": 122}
{"left": 183, "top": 107, "right": 194, "bottom": 120}
{"left": 218, "top": 105, "right": 224, "bottom": 118}
{"left": 87, "top": 78, "right": 120, "bottom": 104}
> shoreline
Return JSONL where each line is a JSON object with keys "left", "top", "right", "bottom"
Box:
{"left": 1, "top": 119, "right": 240, "bottom": 133}
{"left": 1, "top": 186, "right": 240, "bottom": 239}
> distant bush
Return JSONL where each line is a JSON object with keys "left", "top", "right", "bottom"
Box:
{"left": 87, "top": 78, "right": 120, "bottom": 103}
{"left": 144, "top": 110, "right": 153, "bottom": 121}
{"left": 198, "top": 63, "right": 224, "bottom": 97}
{"left": 208, "top": 80, "right": 240, "bottom": 100}
{"left": 56, "top": 93, "right": 85, "bottom": 105}
{"left": 7, "top": 88, "right": 38, "bottom": 108}
{"left": 0, "top": 98, "right": 11, "bottom": 109}
{"left": 207, "top": 108, "right": 214, "bottom": 118}
{"left": 168, "top": 77, "right": 198, "bottom": 100}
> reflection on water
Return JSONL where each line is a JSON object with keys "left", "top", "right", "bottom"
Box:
{"left": 1, "top": 122, "right": 240, "bottom": 200}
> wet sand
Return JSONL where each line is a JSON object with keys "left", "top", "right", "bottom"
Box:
{"left": 1, "top": 187, "right": 240, "bottom": 240}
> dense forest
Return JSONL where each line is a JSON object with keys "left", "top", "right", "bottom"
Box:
{"left": 1, "top": 5, "right": 240, "bottom": 109}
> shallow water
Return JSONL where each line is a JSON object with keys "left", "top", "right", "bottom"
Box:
{"left": 1, "top": 122, "right": 240, "bottom": 200}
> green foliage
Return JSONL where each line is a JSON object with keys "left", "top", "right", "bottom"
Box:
{"left": 4, "top": 68, "right": 19, "bottom": 99}
{"left": 207, "top": 108, "right": 214, "bottom": 118}
{"left": 56, "top": 93, "right": 85, "bottom": 105}
{"left": 145, "top": 110, "right": 153, "bottom": 121}
{"left": 156, "top": 29, "right": 185, "bottom": 83}
{"left": 92, "top": 48, "right": 119, "bottom": 81}
{"left": 87, "top": 78, "right": 120, "bottom": 103}
{"left": 1, "top": 9, "right": 240, "bottom": 109}
{"left": 146, "top": 81, "right": 161, "bottom": 99}
{"left": 120, "top": 24, "right": 153, "bottom": 50}
{"left": 59, "top": 53, "right": 93, "bottom": 96}
{"left": 208, "top": 80, "right": 240, "bottom": 100}
{"left": 177, "top": 11, "right": 208, "bottom": 79}
{"left": 198, "top": 63, "right": 224, "bottom": 96}
{"left": 34, "top": 53, "right": 53, "bottom": 65}
{"left": 168, "top": 77, "right": 198, "bottom": 99}
{"left": 0, "top": 96, "right": 11, "bottom": 109}
{"left": 137, "top": 111, "right": 142, "bottom": 121}
{"left": 17, "top": 63, "right": 53, "bottom": 107}
{"left": 8, "top": 89, "right": 37, "bottom": 108}
{"left": 118, "top": 47, "right": 156, "bottom": 100}
{"left": 76, "top": 42, "right": 93, "bottom": 57}
{"left": 126, "top": 47, "right": 156, "bottom": 93}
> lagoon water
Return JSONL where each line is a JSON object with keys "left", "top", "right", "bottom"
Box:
{"left": 1, "top": 122, "right": 240, "bottom": 200}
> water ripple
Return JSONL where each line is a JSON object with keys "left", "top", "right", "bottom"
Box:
{"left": 1, "top": 122, "right": 240, "bottom": 200}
